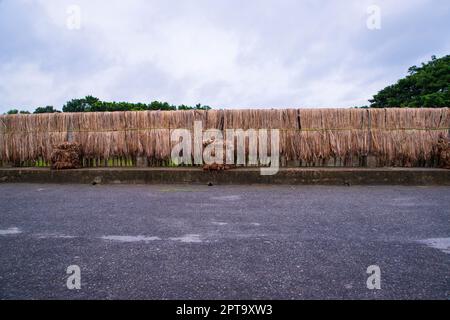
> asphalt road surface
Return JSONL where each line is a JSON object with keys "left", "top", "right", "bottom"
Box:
{"left": 0, "top": 184, "right": 449, "bottom": 300}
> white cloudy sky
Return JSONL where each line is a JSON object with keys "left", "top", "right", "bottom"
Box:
{"left": 0, "top": 0, "right": 449, "bottom": 112}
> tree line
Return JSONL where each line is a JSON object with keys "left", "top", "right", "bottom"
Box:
{"left": 5, "top": 96, "right": 212, "bottom": 114}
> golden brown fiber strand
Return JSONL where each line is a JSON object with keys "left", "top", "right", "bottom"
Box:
{"left": 0, "top": 108, "right": 448, "bottom": 166}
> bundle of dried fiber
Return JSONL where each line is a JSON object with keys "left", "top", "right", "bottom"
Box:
{"left": 50, "top": 142, "right": 82, "bottom": 170}
{"left": 435, "top": 135, "right": 450, "bottom": 169}
{"left": 279, "top": 109, "right": 299, "bottom": 161}
{"left": 369, "top": 108, "right": 449, "bottom": 166}
{"left": 297, "top": 109, "right": 332, "bottom": 164}
{"left": 323, "top": 108, "right": 369, "bottom": 164}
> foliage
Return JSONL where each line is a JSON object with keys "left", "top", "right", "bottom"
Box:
{"left": 178, "top": 103, "right": 211, "bottom": 110}
{"left": 5, "top": 109, "right": 30, "bottom": 115}
{"left": 62, "top": 96, "right": 212, "bottom": 112}
{"left": 62, "top": 95, "right": 100, "bottom": 112}
{"left": 33, "top": 106, "right": 61, "bottom": 114}
{"left": 370, "top": 55, "right": 450, "bottom": 108}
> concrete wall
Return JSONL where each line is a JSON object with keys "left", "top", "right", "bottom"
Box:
{"left": 1, "top": 168, "right": 449, "bottom": 186}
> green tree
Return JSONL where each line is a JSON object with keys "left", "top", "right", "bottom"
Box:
{"left": 63, "top": 95, "right": 100, "bottom": 112}
{"left": 177, "top": 103, "right": 211, "bottom": 110}
{"left": 5, "top": 109, "right": 30, "bottom": 115}
{"left": 62, "top": 96, "right": 214, "bottom": 112}
{"left": 194, "top": 103, "right": 211, "bottom": 110}
{"left": 33, "top": 106, "right": 61, "bottom": 114}
{"left": 370, "top": 55, "right": 450, "bottom": 108}
{"left": 148, "top": 101, "right": 177, "bottom": 111}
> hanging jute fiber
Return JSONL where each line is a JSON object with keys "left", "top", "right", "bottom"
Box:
{"left": 0, "top": 108, "right": 448, "bottom": 167}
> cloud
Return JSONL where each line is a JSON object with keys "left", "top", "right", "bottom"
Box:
{"left": 0, "top": 63, "right": 57, "bottom": 109}
{"left": 0, "top": 0, "right": 448, "bottom": 112}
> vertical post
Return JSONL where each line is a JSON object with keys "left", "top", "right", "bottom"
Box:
{"left": 67, "top": 115, "right": 74, "bottom": 143}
